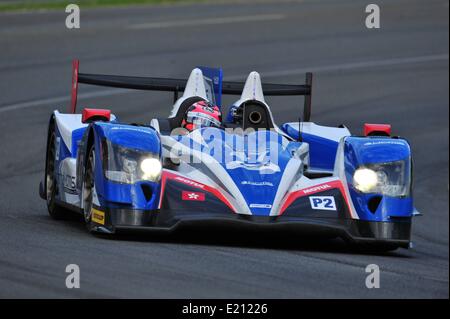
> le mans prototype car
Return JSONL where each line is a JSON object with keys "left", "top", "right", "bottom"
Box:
{"left": 39, "top": 60, "right": 418, "bottom": 251}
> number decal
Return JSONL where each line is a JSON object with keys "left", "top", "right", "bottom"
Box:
{"left": 323, "top": 198, "right": 333, "bottom": 208}
{"left": 309, "top": 196, "right": 337, "bottom": 211}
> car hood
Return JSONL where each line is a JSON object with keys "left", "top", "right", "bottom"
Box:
{"left": 162, "top": 128, "right": 305, "bottom": 215}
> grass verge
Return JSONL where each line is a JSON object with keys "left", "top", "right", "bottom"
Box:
{"left": 0, "top": 0, "right": 202, "bottom": 12}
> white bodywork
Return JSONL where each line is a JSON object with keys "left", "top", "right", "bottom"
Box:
{"left": 285, "top": 122, "right": 351, "bottom": 142}
{"left": 53, "top": 110, "right": 116, "bottom": 207}
{"left": 233, "top": 71, "right": 291, "bottom": 139}
{"left": 169, "top": 68, "right": 209, "bottom": 118}
{"left": 54, "top": 111, "right": 87, "bottom": 155}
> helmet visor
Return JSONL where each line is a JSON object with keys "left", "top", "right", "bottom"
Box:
{"left": 186, "top": 111, "right": 221, "bottom": 128}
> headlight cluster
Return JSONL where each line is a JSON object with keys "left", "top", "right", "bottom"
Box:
{"left": 352, "top": 159, "right": 411, "bottom": 197}
{"left": 102, "top": 140, "right": 162, "bottom": 184}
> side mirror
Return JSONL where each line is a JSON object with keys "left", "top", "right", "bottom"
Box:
{"left": 82, "top": 108, "right": 111, "bottom": 123}
{"left": 364, "top": 123, "right": 391, "bottom": 137}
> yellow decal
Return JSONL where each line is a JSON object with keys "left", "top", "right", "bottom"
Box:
{"left": 91, "top": 208, "right": 105, "bottom": 225}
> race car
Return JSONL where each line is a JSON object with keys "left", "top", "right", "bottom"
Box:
{"left": 39, "top": 60, "right": 418, "bottom": 251}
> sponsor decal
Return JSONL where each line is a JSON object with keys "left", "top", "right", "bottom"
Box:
{"left": 302, "top": 184, "right": 332, "bottom": 194}
{"left": 63, "top": 174, "right": 76, "bottom": 192}
{"left": 182, "top": 191, "right": 205, "bottom": 201}
{"left": 110, "top": 126, "right": 155, "bottom": 136}
{"left": 226, "top": 161, "right": 280, "bottom": 174}
{"left": 249, "top": 203, "right": 272, "bottom": 209}
{"left": 279, "top": 180, "right": 356, "bottom": 218}
{"left": 91, "top": 208, "right": 105, "bottom": 225}
{"left": 175, "top": 176, "right": 205, "bottom": 189}
{"left": 241, "top": 181, "right": 274, "bottom": 187}
{"left": 363, "top": 141, "right": 404, "bottom": 146}
{"left": 309, "top": 196, "right": 337, "bottom": 211}
{"left": 160, "top": 171, "right": 237, "bottom": 212}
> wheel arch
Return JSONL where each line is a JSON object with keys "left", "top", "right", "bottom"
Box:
{"left": 42, "top": 114, "right": 57, "bottom": 200}
{"left": 76, "top": 124, "right": 97, "bottom": 193}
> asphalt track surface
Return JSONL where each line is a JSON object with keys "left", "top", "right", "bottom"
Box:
{"left": 0, "top": 0, "right": 448, "bottom": 298}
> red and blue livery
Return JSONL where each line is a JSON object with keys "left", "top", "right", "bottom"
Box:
{"left": 39, "top": 60, "right": 418, "bottom": 251}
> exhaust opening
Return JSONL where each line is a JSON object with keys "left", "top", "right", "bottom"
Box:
{"left": 248, "top": 111, "right": 262, "bottom": 124}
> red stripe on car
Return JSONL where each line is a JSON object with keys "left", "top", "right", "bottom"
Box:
{"left": 279, "top": 180, "right": 353, "bottom": 216}
{"left": 158, "top": 170, "right": 236, "bottom": 213}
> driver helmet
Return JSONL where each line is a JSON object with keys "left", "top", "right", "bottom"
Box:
{"left": 182, "top": 100, "right": 222, "bottom": 132}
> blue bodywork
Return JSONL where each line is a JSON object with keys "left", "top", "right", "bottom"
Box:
{"left": 91, "top": 123, "right": 162, "bottom": 211}
{"left": 343, "top": 136, "right": 413, "bottom": 221}
{"left": 174, "top": 128, "right": 300, "bottom": 216}
{"left": 281, "top": 122, "right": 413, "bottom": 221}
{"left": 53, "top": 119, "right": 162, "bottom": 211}
{"left": 282, "top": 123, "right": 338, "bottom": 171}
{"left": 54, "top": 119, "right": 413, "bottom": 223}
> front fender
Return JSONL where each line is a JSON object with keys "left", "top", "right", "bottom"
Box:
{"left": 90, "top": 123, "right": 162, "bottom": 211}
{"left": 341, "top": 136, "right": 413, "bottom": 221}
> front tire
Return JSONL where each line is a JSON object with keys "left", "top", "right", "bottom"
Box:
{"left": 82, "top": 143, "right": 96, "bottom": 232}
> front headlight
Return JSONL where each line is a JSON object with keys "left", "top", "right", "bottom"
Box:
{"left": 140, "top": 158, "right": 162, "bottom": 181}
{"left": 352, "top": 159, "right": 411, "bottom": 197}
{"left": 102, "top": 140, "right": 162, "bottom": 184}
{"left": 353, "top": 168, "right": 379, "bottom": 193}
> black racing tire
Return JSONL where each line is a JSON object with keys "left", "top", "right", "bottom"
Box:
{"left": 45, "top": 128, "right": 67, "bottom": 220}
{"left": 82, "top": 142, "right": 96, "bottom": 232}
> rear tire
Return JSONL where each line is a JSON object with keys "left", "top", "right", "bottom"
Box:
{"left": 45, "top": 129, "right": 67, "bottom": 220}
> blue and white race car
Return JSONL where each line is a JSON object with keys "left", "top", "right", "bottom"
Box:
{"left": 40, "top": 60, "right": 418, "bottom": 251}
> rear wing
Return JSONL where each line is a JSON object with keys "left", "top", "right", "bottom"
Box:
{"left": 70, "top": 59, "right": 313, "bottom": 121}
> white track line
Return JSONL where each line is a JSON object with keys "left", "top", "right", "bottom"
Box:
{"left": 0, "top": 53, "right": 448, "bottom": 114}
{"left": 260, "top": 53, "right": 449, "bottom": 78}
{"left": 0, "top": 89, "right": 129, "bottom": 114}
{"left": 128, "top": 14, "right": 285, "bottom": 30}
